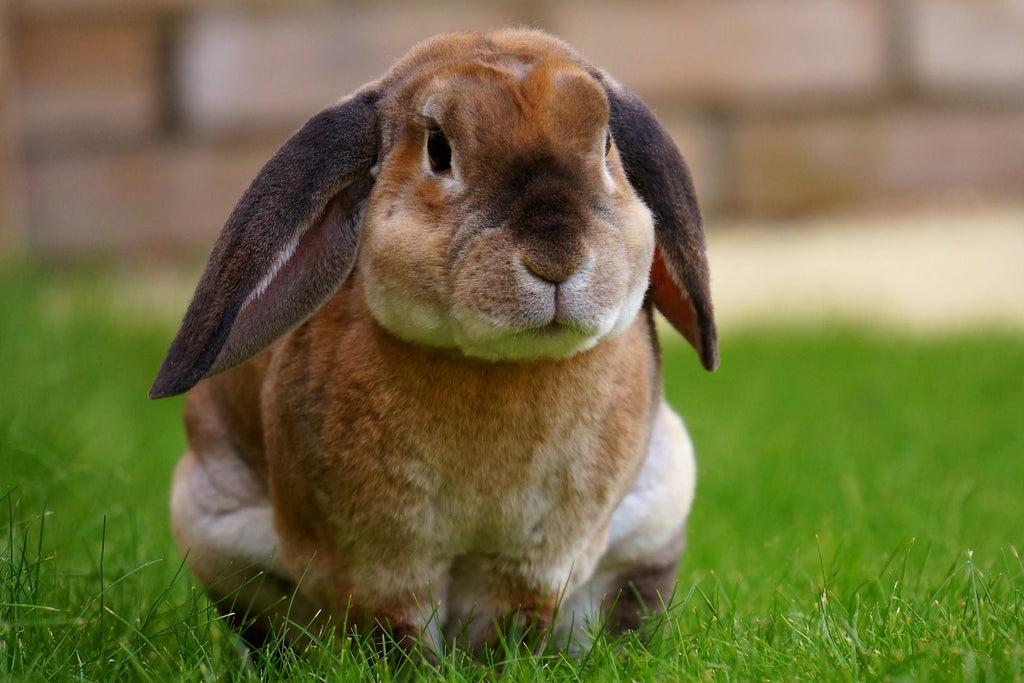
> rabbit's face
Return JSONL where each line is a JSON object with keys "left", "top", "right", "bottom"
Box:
{"left": 148, "top": 28, "right": 715, "bottom": 400}
{"left": 361, "top": 57, "right": 656, "bottom": 361}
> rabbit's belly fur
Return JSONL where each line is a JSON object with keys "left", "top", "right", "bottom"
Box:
{"left": 170, "top": 396, "right": 695, "bottom": 646}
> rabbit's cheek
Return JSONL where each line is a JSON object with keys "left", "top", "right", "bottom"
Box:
{"left": 571, "top": 210, "right": 654, "bottom": 339}
{"left": 605, "top": 196, "right": 658, "bottom": 334}
{"left": 360, "top": 211, "right": 459, "bottom": 349}
{"left": 558, "top": 256, "right": 642, "bottom": 342}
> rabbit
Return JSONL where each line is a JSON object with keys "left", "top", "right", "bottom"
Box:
{"left": 150, "top": 27, "right": 717, "bottom": 657}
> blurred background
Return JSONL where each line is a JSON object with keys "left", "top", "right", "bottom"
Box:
{"left": 1, "top": 7, "right": 1023, "bottom": 676}
{"left": 1, "top": 0, "right": 1022, "bottom": 325}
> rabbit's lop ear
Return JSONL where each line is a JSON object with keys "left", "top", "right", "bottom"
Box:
{"left": 605, "top": 82, "right": 719, "bottom": 371}
{"left": 150, "top": 90, "right": 380, "bottom": 399}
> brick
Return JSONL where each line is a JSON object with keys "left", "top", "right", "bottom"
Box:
{"left": 876, "top": 109, "right": 1024, "bottom": 196}
{"left": 732, "top": 108, "right": 1024, "bottom": 216}
{"left": 177, "top": 3, "right": 518, "bottom": 136}
{"left": 2, "top": 2, "right": 27, "bottom": 253}
{"left": 909, "top": 0, "right": 1024, "bottom": 97}
{"left": 733, "top": 114, "right": 870, "bottom": 215}
{"left": 14, "top": 16, "right": 161, "bottom": 149}
{"left": 25, "top": 139, "right": 281, "bottom": 256}
{"left": 546, "top": 0, "right": 888, "bottom": 104}
{"left": 12, "top": 0, "right": 274, "bottom": 19}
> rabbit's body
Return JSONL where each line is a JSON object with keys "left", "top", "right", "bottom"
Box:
{"left": 155, "top": 29, "right": 715, "bottom": 655}
{"left": 173, "top": 273, "right": 693, "bottom": 648}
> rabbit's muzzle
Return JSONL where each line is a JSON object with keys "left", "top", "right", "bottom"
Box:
{"left": 445, "top": 210, "right": 649, "bottom": 360}
{"left": 443, "top": 164, "right": 651, "bottom": 360}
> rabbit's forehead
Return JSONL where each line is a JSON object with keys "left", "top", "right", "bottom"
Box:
{"left": 418, "top": 58, "right": 608, "bottom": 144}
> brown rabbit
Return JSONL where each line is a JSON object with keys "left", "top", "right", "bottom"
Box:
{"left": 151, "top": 28, "right": 717, "bottom": 656}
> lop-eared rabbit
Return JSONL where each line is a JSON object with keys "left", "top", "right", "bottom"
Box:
{"left": 151, "top": 28, "right": 717, "bottom": 657}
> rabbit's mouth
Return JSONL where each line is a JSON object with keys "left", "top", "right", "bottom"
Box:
{"left": 524, "top": 316, "right": 594, "bottom": 339}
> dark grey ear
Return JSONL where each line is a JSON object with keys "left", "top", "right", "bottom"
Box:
{"left": 149, "top": 90, "right": 381, "bottom": 399}
{"left": 603, "top": 80, "right": 719, "bottom": 371}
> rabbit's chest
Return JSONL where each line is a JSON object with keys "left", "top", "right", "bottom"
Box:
{"left": 391, "top": 411, "right": 642, "bottom": 557}
{"left": 265, "top": 311, "right": 657, "bottom": 572}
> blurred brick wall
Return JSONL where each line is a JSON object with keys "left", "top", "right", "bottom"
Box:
{"left": 3, "top": 0, "right": 1024, "bottom": 258}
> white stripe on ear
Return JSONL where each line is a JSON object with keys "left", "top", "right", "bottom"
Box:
{"left": 243, "top": 234, "right": 301, "bottom": 310}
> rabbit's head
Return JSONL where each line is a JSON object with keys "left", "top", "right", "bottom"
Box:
{"left": 150, "top": 29, "right": 717, "bottom": 398}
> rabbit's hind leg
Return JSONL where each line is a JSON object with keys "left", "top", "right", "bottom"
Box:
{"left": 170, "top": 449, "right": 327, "bottom": 651}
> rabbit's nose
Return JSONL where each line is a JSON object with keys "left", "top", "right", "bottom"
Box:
{"left": 520, "top": 251, "right": 589, "bottom": 285}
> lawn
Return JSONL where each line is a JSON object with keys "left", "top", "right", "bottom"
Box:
{"left": 2, "top": 263, "right": 1023, "bottom": 681}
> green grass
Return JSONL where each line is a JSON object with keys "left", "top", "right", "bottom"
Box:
{"left": 2, "top": 263, "right": 1023, "bottom": 680}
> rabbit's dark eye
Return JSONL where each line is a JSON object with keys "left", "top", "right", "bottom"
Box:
{"left": 427, "top": 127, "right": 452, "bottom": 174}
{"left": 605, "top": 132, "right": 612, "bottom": 157}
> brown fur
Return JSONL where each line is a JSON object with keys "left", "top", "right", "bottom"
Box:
{"left": 155, "top": 28, "right": 716, "bottom": 657}
{"left": 257, "top": 272, "right": 656, "bottom": 618}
